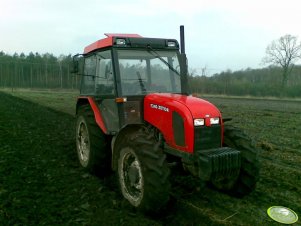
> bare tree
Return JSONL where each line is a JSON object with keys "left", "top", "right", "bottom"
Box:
{"left": 201, "top": 65, "right": 208, "bottom": 76}
{"left": 188, "top": 67, "right": 197, "bottom": 77}
{"left": 263, "top": 34, "right": 301, "bottom": 87}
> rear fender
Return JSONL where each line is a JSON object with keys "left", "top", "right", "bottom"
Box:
{"left": 76, "top": 96, "right": 107, "bottom": 134}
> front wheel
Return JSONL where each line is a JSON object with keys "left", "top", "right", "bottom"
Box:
{"left": 211, "top": 125, "right": 260, "bottom": 197}
{"left": 117, "top": 127, "right": 170, "bottom": 212}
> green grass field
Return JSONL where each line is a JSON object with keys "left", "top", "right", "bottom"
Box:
{"left": 0, "top": 88, "right": 79, "bottom": 115}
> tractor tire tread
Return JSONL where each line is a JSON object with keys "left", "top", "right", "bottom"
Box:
{"left": 76, "top": 105, "right": 111, "bottom": 177}
{"left": 224, "top": 126, "right": 260, "bottom": 197}
{"left": 117, "top": 126, "right": 170, "bottom": 213}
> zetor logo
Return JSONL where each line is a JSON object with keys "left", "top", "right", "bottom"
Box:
{"left": 150, "top": 103, "right": 169, "bottom": 112}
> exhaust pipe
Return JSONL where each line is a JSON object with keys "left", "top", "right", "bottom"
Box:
{"left": 180, "top": 25, "right": 185, "bottom": 54}
{"left": 179, "top": 25, "right": 189, "bottom": 95}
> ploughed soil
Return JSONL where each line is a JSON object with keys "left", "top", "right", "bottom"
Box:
{"left": 0, "top": 90, "right": 300, "bottom": 225}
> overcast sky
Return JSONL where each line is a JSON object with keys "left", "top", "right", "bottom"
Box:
{"left": 1, "top": 0, "right": 301, "bottom": 75}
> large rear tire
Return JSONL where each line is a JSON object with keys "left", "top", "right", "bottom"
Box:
{"left": 211, "top": 125, "right": 259, "bottom": 197}
{"left": 76, "top": 105, "right": 111, "bottom": 176}
{"left": 117, "top": 127, "right": 170, "bottom": 213}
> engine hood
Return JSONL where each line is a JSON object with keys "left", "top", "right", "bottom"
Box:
{"left": 144, "top": 93, "right": 222, "bottom": 153}
{"left": 144, "top": 93, "right": 221, "bottom": 119}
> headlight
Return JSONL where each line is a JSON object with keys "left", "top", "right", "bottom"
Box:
{"left": 210, "top": 117, "right": 220, "bottom": 125}
{"left": 194, "top": 119, "right": 205, "bottom": 126}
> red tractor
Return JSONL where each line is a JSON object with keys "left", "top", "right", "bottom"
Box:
{"left": 73, "top": 26, "right": 259, "bottom": 212}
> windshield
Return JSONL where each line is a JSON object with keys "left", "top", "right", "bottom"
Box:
{"left": 117, "top": 49, "right": 181, "bottom": 95}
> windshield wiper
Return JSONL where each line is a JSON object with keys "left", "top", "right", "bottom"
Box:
{"left": 147, "top": 46, "right": 180, "bottom": 76}
{"left": 136, "top": 71, "right": 147, "bottom": 92}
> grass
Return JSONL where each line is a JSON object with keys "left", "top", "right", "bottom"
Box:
{"left": 0, "top": 88, "right": 79, "bottom": 115}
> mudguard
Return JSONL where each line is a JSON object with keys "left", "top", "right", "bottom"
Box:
{"left": 77, "top": 96, "right": 107, "bottom": 134}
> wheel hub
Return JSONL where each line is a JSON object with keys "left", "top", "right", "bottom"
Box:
{"left": 128, "top": 160, "right": 142, "bottom": 189}
{"left": 121, "top": 150, "right": 143, "bottom": 202}
{"left": 77, "top": 122, "right": 89, "bottom": 164}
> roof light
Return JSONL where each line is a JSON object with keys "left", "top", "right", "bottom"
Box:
{"left": 167, "top": 41, "right": 176, "bottom": 47}
{"left": 116, "top": 39, "right": 126, "bottom": 45}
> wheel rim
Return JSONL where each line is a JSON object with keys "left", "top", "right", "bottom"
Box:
{"left": 120, "top": 148, "right": 143, "bottom": 206}
{"left": 77, "top": 121, "right": 90, "bottom": 166}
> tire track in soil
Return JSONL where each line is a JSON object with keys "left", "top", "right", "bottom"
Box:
{"left": 0, "top": 92, "right": 232, "bottom": 226}
{"left": 0, "top": 92, "right": 247, "bottom": 226}
{"left": 0, "top": 92, "right": 160, "bottom": 226}
{"left": 1, "top": 91, "right": 300, "bottom": 226}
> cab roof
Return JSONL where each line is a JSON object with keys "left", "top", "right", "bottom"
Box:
{"left": 84, "top": 34, "right": 142, "bottom": 54}
{"left": 83, "top": 33, "right": 179, "bottom": 54}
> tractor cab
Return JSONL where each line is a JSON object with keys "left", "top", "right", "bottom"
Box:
{"left": 81, "top": 34, "right": 184, "bottom": 96}
{"left": 74, "top": 33, "right": 188, "bottom": 134}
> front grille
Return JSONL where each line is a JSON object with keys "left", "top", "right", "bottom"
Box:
{"left": 194, "top": 125, "right": 221, "bottom": 151}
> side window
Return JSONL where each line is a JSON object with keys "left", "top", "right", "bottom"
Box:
{"left": 81, "top": 55, "right": 96, "bottom": 94}
{"left": 95, "top": 50, "right": 115, "bottom": 95}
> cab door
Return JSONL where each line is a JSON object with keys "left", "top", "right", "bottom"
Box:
{"left": 94, "top": 50, "right": 119, "bottom": 133}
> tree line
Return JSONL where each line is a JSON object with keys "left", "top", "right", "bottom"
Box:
{"left": 190, "top": 66, "right": 301, "bottom": 97}
{"left": 0, "top": 51, "right": 80, "bottom": 90}
{"left": 191, "top": 34, "right": 301, "bottom": 98}
{"left": 1, "top": 50, "right": 301, "bottom": 97}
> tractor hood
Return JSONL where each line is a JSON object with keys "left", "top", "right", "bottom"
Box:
{"left": 144, "top": 93, "right": 222, "bottom": 153}
{"left": 144, "top": 93, "right": 221, "bottom": 120}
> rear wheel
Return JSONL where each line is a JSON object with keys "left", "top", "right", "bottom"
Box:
{"left": 211, "top": 125, "right": 259, "bottom": 197}
{"left": 117, "top": 127, "right": 170, "bottom": 212}
{"left": 76, "top": 105, "right": 111, "bottom": 176}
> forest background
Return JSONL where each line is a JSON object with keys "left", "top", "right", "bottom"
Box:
{"left": 0, "top": 51, "right": 301, "bottom": 97}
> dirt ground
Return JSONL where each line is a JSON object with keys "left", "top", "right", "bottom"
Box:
{"left": 0, "top": 90, "right": 300, "bottom": 225}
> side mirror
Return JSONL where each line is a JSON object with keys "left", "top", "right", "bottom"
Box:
{"left": 71, "top": 54, "right": 83, "bottom": 74}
